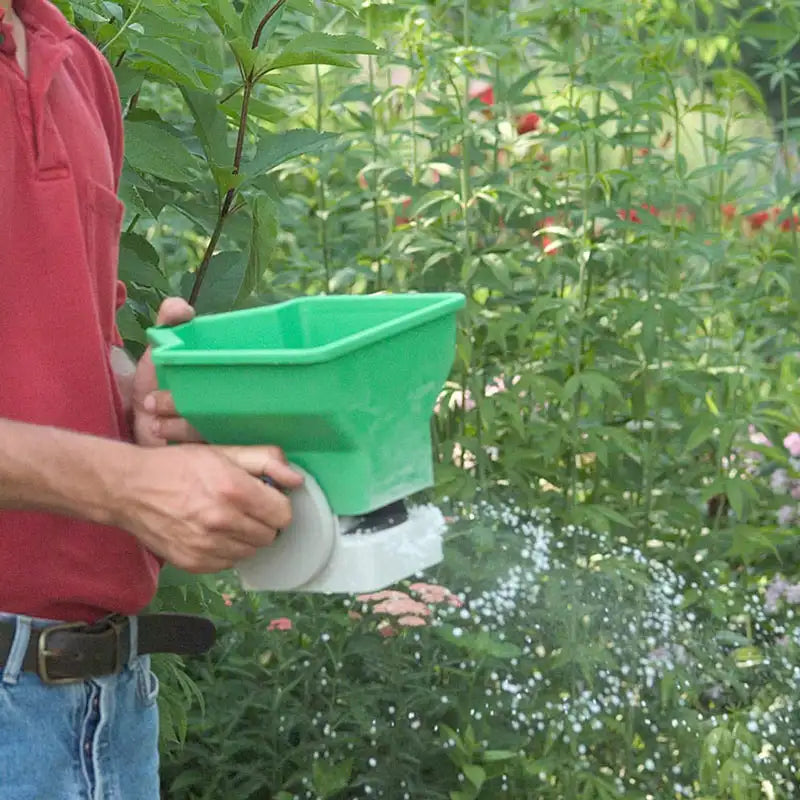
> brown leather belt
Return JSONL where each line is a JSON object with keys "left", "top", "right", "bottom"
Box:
{"left": 0, "top": 613, "right": 216, "bottom": 685}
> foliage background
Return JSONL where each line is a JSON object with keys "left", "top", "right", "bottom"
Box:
{"left": 62, "top": 0, "right": 800, "bottom": 796}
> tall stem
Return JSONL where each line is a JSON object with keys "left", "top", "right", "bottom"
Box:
{"left": 315, "top": 63, "right": 331, "bottom": 291}
{"left": 190, "top": 79, "right": 253, "bottom": 305}
{"left": 367, "top": 15, "right": 383, "bottom": 290}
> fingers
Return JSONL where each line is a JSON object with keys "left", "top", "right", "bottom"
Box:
{"left": 156, "top": 297, "right": 195, "bottom": 327}
{"left": 153, "top": 416, "right": 205, "bottom": 443}
{"left": 215, "top": 446, "right": 305, "bottom": 490}
{"left": 242, "top": 481, "right": 294, "bottom": 532}
{"left": 144, "top": 390, "right": 177, "bottom": 417}
{"left": 142, "top": 390, "right": 205, "bottom": 443}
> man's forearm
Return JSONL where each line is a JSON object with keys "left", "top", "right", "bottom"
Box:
{"left": 0, "top": 417, "right": 134, "bottom": 526}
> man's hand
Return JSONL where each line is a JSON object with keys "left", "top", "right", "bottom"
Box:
{"left": 132, "top": 298, "right": 203, "bottom": 446}
{"left": 115, "top": 443, "right": 305, "bottom": 573}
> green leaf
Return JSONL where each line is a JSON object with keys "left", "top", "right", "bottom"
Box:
{"left": 238, "top": 196, "right": 279, "bottom": 303}
{"left": 201, "top": 0, "right": 242, "bottom": 38}
{"left": 116, "top": 303, "right": 147, "bottom": 346}
{"left": 462, "top": 765, "right": 486, "bottom": 790}
{"left": 241, "top": 130, "right": 339, "bottom": 185}
{"left": 482, "top": 750, "right": 517, "bottom": 763}
{"left": 262, "top": 32, "right": 380, "bottom": 73}
{"left": 685, "top": 415, "right": 717, "bottom": 453}
{"left": 129, "top": 38, "right": 211, "bottom": 90}
{"left": 562, "top": 371, "right": 623, "bottom": 404}
{"left": 158, "top": 564, "right": 198, "bottom": 588}
{"left": 124, "top": 121, "right": 198, "bottom": 183}
{"left": 261, "top": 49, "right": 357, "bottom": 73}
{"left": 278, "top": 31, "right": 380, "bottom": 55}
{"left": 190, "top": 252, "right": 247, "bottom": 314}
{"left": 118, "top": 232, "right": 169, "bottom": 291}
{"left": 414, "top": 189, "right": 458, "bottom": 216}
{"left": 436, "top": 627, "right": 522, "bottom": 659}
{"left": 182, "top": 89, "right": 233, "bottom": 171}
{"left": 311, "top": 758, "right": 353, "bottom": 798}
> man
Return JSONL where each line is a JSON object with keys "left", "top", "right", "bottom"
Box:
{"left": 0, "top": 0, "right": 302, "bottom": 796}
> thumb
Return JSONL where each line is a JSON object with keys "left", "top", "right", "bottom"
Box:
{"left": 157, "top": 297, "right": 196, "bottom": 327}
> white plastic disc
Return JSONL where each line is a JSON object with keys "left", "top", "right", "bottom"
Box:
{"left": 235, "top": 466, "right": 337, "bottom": 592}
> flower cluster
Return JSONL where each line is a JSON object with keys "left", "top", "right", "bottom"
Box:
{"left": 762, "top": 431, "right": 800, "bottom": 527}
{"left": 352, "top": 582, "right": 463, "bottom": 636}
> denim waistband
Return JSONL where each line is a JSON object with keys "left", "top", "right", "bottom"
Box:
{"left": 0, "top": 611, "right": 141, "bottom": 685}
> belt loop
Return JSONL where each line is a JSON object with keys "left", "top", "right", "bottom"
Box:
{"left": 2, "top": 616, "right": 32, "bottom": 685}
{"left": 126, "top": 615, "right": 139, "bottom": 669}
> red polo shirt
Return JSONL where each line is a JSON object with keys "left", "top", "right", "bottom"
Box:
{"left": 0, "top": 0, "right": 160, "bottom": 621}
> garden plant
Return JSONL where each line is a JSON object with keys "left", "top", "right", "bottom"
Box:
{"left": 63, "top": 0, "right": 800, "bottom": 796}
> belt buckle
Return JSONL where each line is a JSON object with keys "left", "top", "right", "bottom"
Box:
{"left": 38, "top": 616, "right": 127, "bottom": 686}
{"left": 37, "top": 622, "right": 89, "bottom": 685}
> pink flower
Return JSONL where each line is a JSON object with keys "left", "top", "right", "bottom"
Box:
{"left": 372, "top": 598, "right": 431, "bottom": 617}
{"left": 222, "top": 593, "right": 233, "bottom": 607}
{"left": 397, "top": 615, "right": 427, "bottom": 627}
{"left": 378, "top": 622, "right": 397, "bottom": 638}
{"left": 267, "top": 617, "right": 293, "bottom": 631}
{"left": 356, "top": 590, "right": 410, "bottom": 603}
{"left": 784, "top": 431, "right": 800, "bottom": 457}
{"left": 485, "top": 376, "right": 507, "bottom": 397}
{"left": 748, "top": 425, "right": 771, "bottom": 448}
{"left": 452, "top": 441, "right": 476, "bottom": 470}
{"left": 777, "top": 505, "right": 797, "bottom": 527}
{"left": 772, "top": 469, "right": 790, "bottom": 492}
{"left": 409, "top": 582, "right": 463, "bottom": 607}
{"left": 449, "top": 389, "right": 476, "bottom": 411}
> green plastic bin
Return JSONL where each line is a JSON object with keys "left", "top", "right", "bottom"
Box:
{"left": 147, "top": 292, "right": 465, "bottom": 515}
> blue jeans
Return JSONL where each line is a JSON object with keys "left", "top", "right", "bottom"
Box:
{"left": 0, "top": 614, "right": 160, "bottom": 800}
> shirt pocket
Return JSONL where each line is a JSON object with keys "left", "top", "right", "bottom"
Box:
{"left": 84, "top": 178, "right": 125, "bottom": 345}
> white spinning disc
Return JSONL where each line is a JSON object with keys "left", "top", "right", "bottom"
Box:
{"left": 235, "top": 466, "right": 337, "bottom": 592}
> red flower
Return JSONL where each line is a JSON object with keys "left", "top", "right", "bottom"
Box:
{"left": 721, "top": 203, "right": 736, "bottom": 221}
{"left": 781, "top": 213, "right": 800, "bottom": 232}
{"left": 640, "top": 203, "right": 659, "bottom": 217}
{"left": 267, "top": 617, "right": 292, "bottom": 631}
{"left": 637, "top": 147, "right": 650, "bottom": 156}
{"left": 472, "top": 86, "right": 494, "bottom": 106}
{"left": 516, "top": 112, "right": 540, "bottom": 135}
{"left": 748, "top": 210, "right": 770, "bottom": 230}
{"left": 395, "top": 196, "right": 412, "bottom": 226}
{"left": 617, "top": 209, "right": 641, "bottom": 223}
{"left": 539, "top": 215, "right": 559, "bottom": 254}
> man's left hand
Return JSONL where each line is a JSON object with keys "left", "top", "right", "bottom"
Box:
{"left": 132, "top": 298, "right": 204, "bottom": 447}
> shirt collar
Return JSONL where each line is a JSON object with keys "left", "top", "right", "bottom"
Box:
{"left": 14, "top": 0, "right": 77, "bottom": 43}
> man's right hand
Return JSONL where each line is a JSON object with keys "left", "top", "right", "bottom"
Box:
{"left": 114, "top": 444, "right": 304, "bottom": 573}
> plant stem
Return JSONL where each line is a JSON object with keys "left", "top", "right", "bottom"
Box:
{"left": 315, "top": 63, "right": 331, "bottom": 291}
{"left": 100, "top": 0, "right": 144, "bottom": 55}
{"left": 189, "top": 0, "right": 288, "bottom": 305}
{"left": 190, "top": 78, "right": 253, "bottom": 305}
{"left": 779, "top": 67, "right": 799, "bottom": 262}
{"left": 366, "top": 9, "right": 383, "bottom": 290}
{"left": 252, "top": 0, "right": 288, "bottom": 49}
